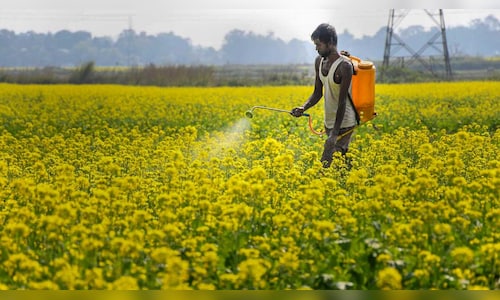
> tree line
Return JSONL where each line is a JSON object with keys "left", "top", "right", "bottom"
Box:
{"left": 0, "top": 29, "right": 312, "bottom": 67}
{"left": 0, "top": 15, "right": 498, "bottom": 67}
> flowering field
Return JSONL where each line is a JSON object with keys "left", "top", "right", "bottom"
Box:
{"left": 0, "top": 82, "right": 499, "bottom": 290}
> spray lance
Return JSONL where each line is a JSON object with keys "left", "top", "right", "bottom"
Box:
{"left": 245, "top": 105, "right": 325, "bottom": 135}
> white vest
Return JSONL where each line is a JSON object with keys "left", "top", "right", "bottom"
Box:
{"left": 319, "top": 56, "right": 358, "bottom": 129}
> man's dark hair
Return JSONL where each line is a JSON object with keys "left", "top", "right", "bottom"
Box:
{"left": 311, "top": 23, "right": 337, "bottom": 46}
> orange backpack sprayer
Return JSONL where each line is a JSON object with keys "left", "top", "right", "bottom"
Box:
{"left": 342, "top": 50, "right": 377, "bottom": 123}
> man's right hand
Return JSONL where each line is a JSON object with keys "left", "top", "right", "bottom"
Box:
{"left": 290, "top": 106, "right": 305, "bottom": 117}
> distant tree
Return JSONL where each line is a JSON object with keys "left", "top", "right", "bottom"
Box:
{"left": 54, "top": 30, "right": 77, "bottom": 50}
{"left": 447, "top": 15, "right": 500, "bottom": 57}
{"left": 152, "top": 32, "right": 193, "bottom": 64}
{"left": 192, "top": 46, "right": 222, "bottom": 65}
{"left": 221, "top": 29, "right": 254, "bottom": 64}
{"left": 92, "top": 36, "right": 114, "bottom": 49}
{"left": 285, "top": 39, "right": 312, "bottom": 64}
{"left": 337, "top": 27, "right": 386, "bottom": 61}
{"left": 221, "top": 30, "right": 303, "bottom": 64}
{"left": 114, "top": 30, "right": 193, "bottom": 65}
{"left": 484, "top": 15, "right": 500, "bottom": 30}
{"left": 398, "top": 25, "right": 425, "bottom": 37}
{"left": 0, "top": 30, "right": 16, "bottom": 66}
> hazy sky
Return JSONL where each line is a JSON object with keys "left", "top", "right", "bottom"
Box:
{"left": 1, "top": 0, "right": 499, "bottom": 49}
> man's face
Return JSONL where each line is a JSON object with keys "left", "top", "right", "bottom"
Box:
{"left": 313, "top": 39, "right": 331, "bottom": 58}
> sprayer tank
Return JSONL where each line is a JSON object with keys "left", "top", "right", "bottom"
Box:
{"left": 348, "top": 55, "right": 376, "bottom": 123}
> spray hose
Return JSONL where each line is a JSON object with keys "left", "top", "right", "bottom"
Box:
{"left": 307, "top": 114, "right": 325, "bottom": 135}
{"left": 306, "top": 115, "right": 355, "bottom": 140}
{"left": 307, "top": 114, "right": 378, "bottom": 140}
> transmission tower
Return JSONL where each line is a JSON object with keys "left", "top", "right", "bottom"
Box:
{"left": 381, "top": 9, "right": 452, "bottom": 80}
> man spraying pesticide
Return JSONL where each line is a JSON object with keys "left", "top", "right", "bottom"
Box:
{"left": 291, "top": 23, "right": 376, "bottom": 168}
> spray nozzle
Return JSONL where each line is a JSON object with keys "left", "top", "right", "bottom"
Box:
{"left": 245, "top": 110, "right": 253, "bottom": 118}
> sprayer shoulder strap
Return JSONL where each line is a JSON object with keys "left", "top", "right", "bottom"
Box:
{"left": 335, "top": 57, "right": 360, "bottom": 125}
{"left": 348, "top": 92, "right": 360, "bottom": 125}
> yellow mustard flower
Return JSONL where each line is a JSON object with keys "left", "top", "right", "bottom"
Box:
{"left": 376, "top": 267, "right": 403, "bottom": 290}
{"left": 110, "top": 276, "right": 140, "bottom": 290}
{"left": 450, "top": 246, "right": 475, "bottom": 267}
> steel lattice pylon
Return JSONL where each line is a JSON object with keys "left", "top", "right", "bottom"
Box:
{"left": 381, "top": 9, "right": 452, "bottom": 80}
